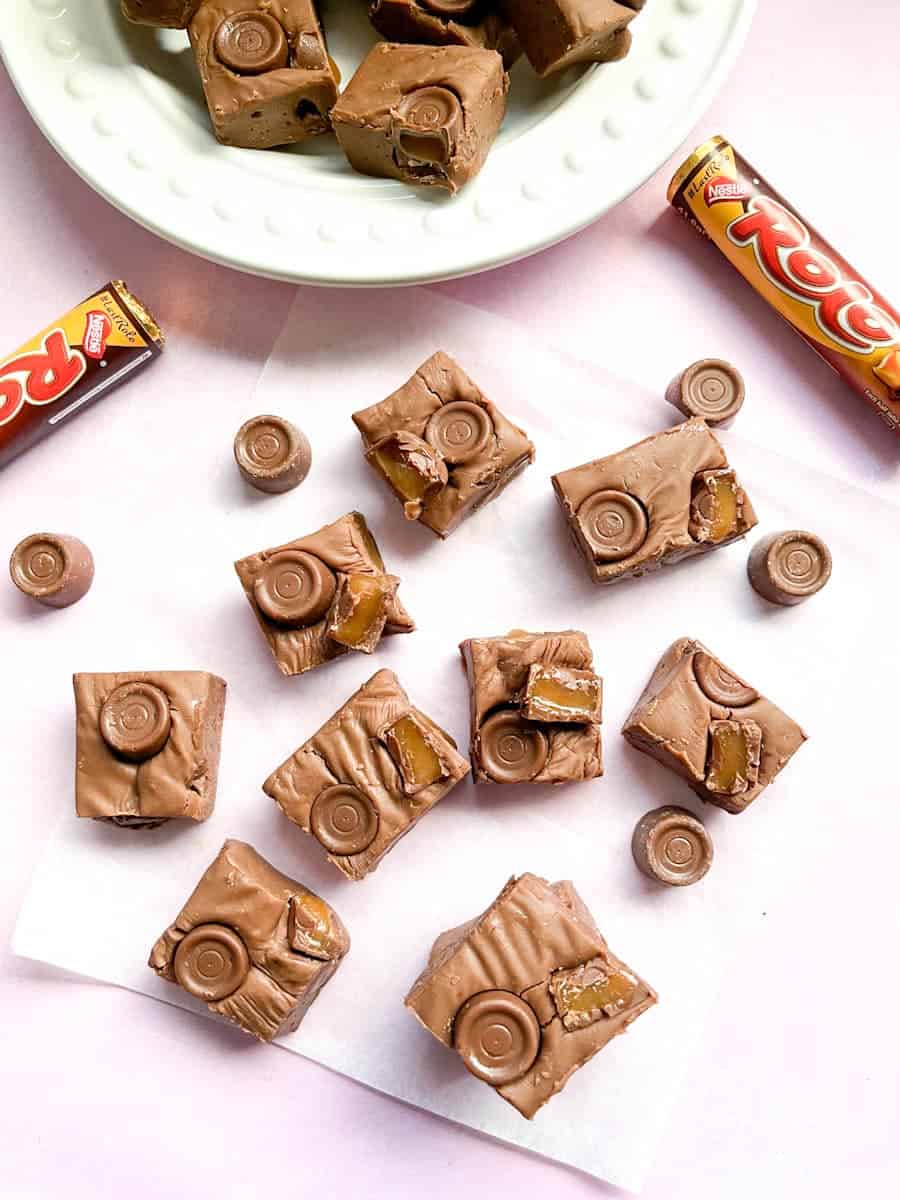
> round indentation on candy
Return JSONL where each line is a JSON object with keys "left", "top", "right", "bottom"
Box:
{"left": 254, "top": 550, "right": 335, "bottom": 626}
{"left": 632, "top": 806, "right": 713, "bottom": 887}
{"left": 173, "top": 924, "right": 250, "bottom": 1002}
{"left": 748, "top": 530, "right": 832, "bottom": 605}
{"left": 100, "top": 682, "right": 172, "bottom": 761}
{"left": 674, "top": 359, "right": 745, "bottom": 424}
{"left": 214, "top": 11, "right": 289, "bottom": 75}
{"left": 693, "top": 652, "right": 758, "bottom": 708}
{"left": 577, "top": 490, "right": 648, "bottom": 563}
{"left": 478, "top": 709, "right": 548, "bottom": 784}
{"left": 424, "top": 402, "right": 493, "bottom": 464}
{"left": 453, "top": 990, "right": 541, "bottom": 1085}
{"left": 310, "top": 785, "right": 380, "bottom": 855}
{"left": 11, "top": 536, "right": 67, "bottom": 593}
{"left": 234, "top": 414, "right": 310, "bottom": 493}
{"left": 394, "top": 87, "right": 462, "bottom": 165}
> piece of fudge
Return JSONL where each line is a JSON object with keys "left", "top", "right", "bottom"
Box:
{"left": 622, "top": 638, "right": 807, "bottom": 814}
{"left": 234, "top": 511, "right": 414, "bottom": 678}
{"left": 188, "top": 0, "right": 338, "bottom": 149}
{"left": 459, "top": 630, "right": 603, "bottom": 784}
{"left": 263, "top": 669, "right": 470, "bottom": 880}
{"left": 552, "top": 419, "right": 758, "bottom": 586}
{"left": 368, "top": 0, "right": 520, "bottom": 69}
{"left": 499, "top": 0, "right": 641, "bottom": 77}
{"left": 405, "top": 872, "right": 656, "bottom": 1118}
{"left": 73, "top": 671, "right": 226, "bottom": 828}
{"left": 352, "top": 352, "right": 535, "bottom": 538}
{"left": 121, "top": 0, "right": 201, "bottom": 26}
{"left": 331, "top": 43, "right": 509, "bottom": 194}
{"left": 149, "top": 839, "right": 349, "bottom": 1041}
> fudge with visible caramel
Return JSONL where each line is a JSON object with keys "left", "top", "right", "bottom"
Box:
{"left": 405, "top": 872, "right": 656, "bottom": 1118}
{"left": 263, "top": 669, "right": 470, "bottom": 880}
{"left": 149, "top": 839, "right": 349, "bottom": 1041}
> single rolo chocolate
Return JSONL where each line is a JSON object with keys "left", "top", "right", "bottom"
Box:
{"left": 213, "top": 11, "right": 289, "bottom": 75}
{"left": 173, "top": 923, "right": 251, "bottom": 1001}
{"left": 477, "top": 708, "right": 549, "bottom": 783}
{"left": 453, "top": 989, "right": 542, "bottom": 1085}
{"left": 747, "top": 530, "right": 832, "bottom": 605}
{"left": 234, "top": 414, "right": 311, "bottom": 493}
{"left": 99, "top": 681, "right": 172, "bottom": 761}
{"left": 9, "top": 532, "right": 94, "bottom": 608}
{"left": 666, "top": 359, "right": 745, "bottom": 426}
{"left": 310, "top": 785, "right": 381, "bottom": 855}
{"left": 253, "top": 549, "right": 336, "bottom": 625}
{"left": 631, "top": 806, "right": 713, "bottom": 887}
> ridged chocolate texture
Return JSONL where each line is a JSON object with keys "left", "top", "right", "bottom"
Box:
{"left": 188, "top": 0, "right": 339, "bottom": 149}
{"left": 405, "top": 873, "right": 657, "bottom": 1118}
{"left": 263, "top": 669, "right": 470, "bottom": 880}
{"left": 73, "top": 671, "right": 226, "bottom": 827}
{"left": 9, "top": 533, "right": 94, "bottom": 609}
{"left": 353, "top": 352, "right": 535, "bottom": 538}
{"left": 622, "top": 638, "right": 807, "bottom": 814}
{"left": 149, "top": 839, "right": 349, "bottom": 1041}
{"left": 459, "top": 629, "right": 603, "bottom": 785}
{"left": 552, "top": 419, "right": 758, "bottom": 586}
{"left": 331, "top": 44, "right": 509, "bottom": 194}
{"left": 368, "top": 0, "right": 521, "bottom": 69}
{"left": 498, "top": 0, "right": 640, "bottom": 77}
{"left": 234, "top": 511, "right": 414, "bottom": 677}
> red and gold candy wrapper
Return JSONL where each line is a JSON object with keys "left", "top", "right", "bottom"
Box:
{"left": 0, "top": 281, "right": 164, "bottom": 468}
{"left": 669, "top": 136, "right": 900, "bottom": 434}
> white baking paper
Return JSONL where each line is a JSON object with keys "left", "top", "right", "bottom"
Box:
{"left": 12, "top": 289, "right": 894, "bottom": 1193}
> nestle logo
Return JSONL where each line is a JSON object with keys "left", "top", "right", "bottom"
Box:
{"left": 82, "top": 310, "right": 111, "bottom": 360}
{"left": 704, "top": 177, "right": 746, "bottom": 206}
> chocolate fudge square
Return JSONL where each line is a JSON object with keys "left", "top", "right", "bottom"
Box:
{"left": 622, "top": 638, "right": 807, "bottom": 814}
{"left": 263, "top": 669, "right": 470, "bottom": 880}
{"left": 368, "top": 0, "right": 520, "bottom": 69}
{"left": 121, "top": 0, "right": 201, "bottom": 25}
{"left": 74, "top": 671, "right": 226, "bottom": 828}
{"left": 405, "top": 872, "right": 657, "bottom": 1118}
{"left": 234, "top": 511, "right": 414, "bottom": 678}
{"left": 331, "top": 43, "right": 508, "bottom": 194}
{"left": 499, "top": 0, "right": 641, "bottom": 77}
{"left": 352, "top": 352, "right": 535, "bottom": 538}
{"left": 552, "top": 419, "right": 758, "bottom": 586}
{"left": 189, "top": 0, "right": 338, "bottom": 149}
{"left": 149, "top": 839, "right": 349, "bottom": 1041}
{"left": 459, "top": 630, "right": 603, "bottom": 784}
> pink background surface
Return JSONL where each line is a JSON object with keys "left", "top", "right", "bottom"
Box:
{"left": 2, "top": 3, "right": 899, "bottom": 1197}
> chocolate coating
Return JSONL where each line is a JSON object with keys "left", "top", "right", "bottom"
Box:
{"left": 576, "top": 490, "right": 648, "bottom": 563}
{"left": 310, "top": 785, "right": 380, "bottom": 855}
{"left": 425, "top": 399, "right": 493, "bottom": 463}
{"left": 453, "top": 990, "right": 541, "bottom": 1084}
{"left": 631, "top": 806, "right": 713, "bottom": 886}
{"left": 173, "top": 923, "right": 251, "bottom": 1001}
{"left": 692, "top": 651, "right": 758, "bottom": 708}
{"left": 477, "top": 709, "right": 549, "bottom": 784}
{"left": 253, "top": 550, "right": 336, "bottom": 626}
{"left": 747, "top": 530, "right": 832, "bottom": 606}
{"left": 234, "top": 414, "right": 311, "bottom": 494}
{"left": 392, "top": 87, "right": 463, "bottom": 167}
{"left": 99, "top": 682, "right": 172, "bottom": 761}
{"left": 9, "top": 532, "right": 94, "bottom": 609}
{"left": 666, "top": 359, "right": 745, "bottom": 426}
{"left": 213, "top": 11, "right": 289, "bottom": 75}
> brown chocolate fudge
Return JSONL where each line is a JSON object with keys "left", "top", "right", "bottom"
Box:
{"left": 552, "top": 419, "right": 758, "bottom": 586}
{"left": 459, "top": 630, "right": 603, "bottom": 784}
{"left": 331, "top": 43, "right": 508, "bottom": 194}
{"left": 368, "top": 0, "right": 520, "bottom": 69}
{"left": 263, "top": 669, "right": 470, "bottom": 880}
{"left": 74, "top": 671, "right": 226, "bottom": 828}
{"left": 405, "top": 872, "right": 657, "bottom": 1119}
{"left": 121, "top": 0, "right": 201, "bottom": 26}
{"left": 189, "top": 1, "right": 338, "bottom": 149}
{"left": 352, "top": 352, "right": 535, "bottom": 538}
{"left": 622, "top": 638, "right": 808, "bottom": 814}
{"left": 234, "top": 511, "right": 414, "bottom": 678}
{"left": 499, "top": 0, "right": 642, "bottom": 77}
{"left": 149, "top": 839, "right": 349, "bottom": 1041}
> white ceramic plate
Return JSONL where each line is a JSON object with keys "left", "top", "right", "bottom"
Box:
{"left": 3, "top": 0, "right": 754, "bottom": 285}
